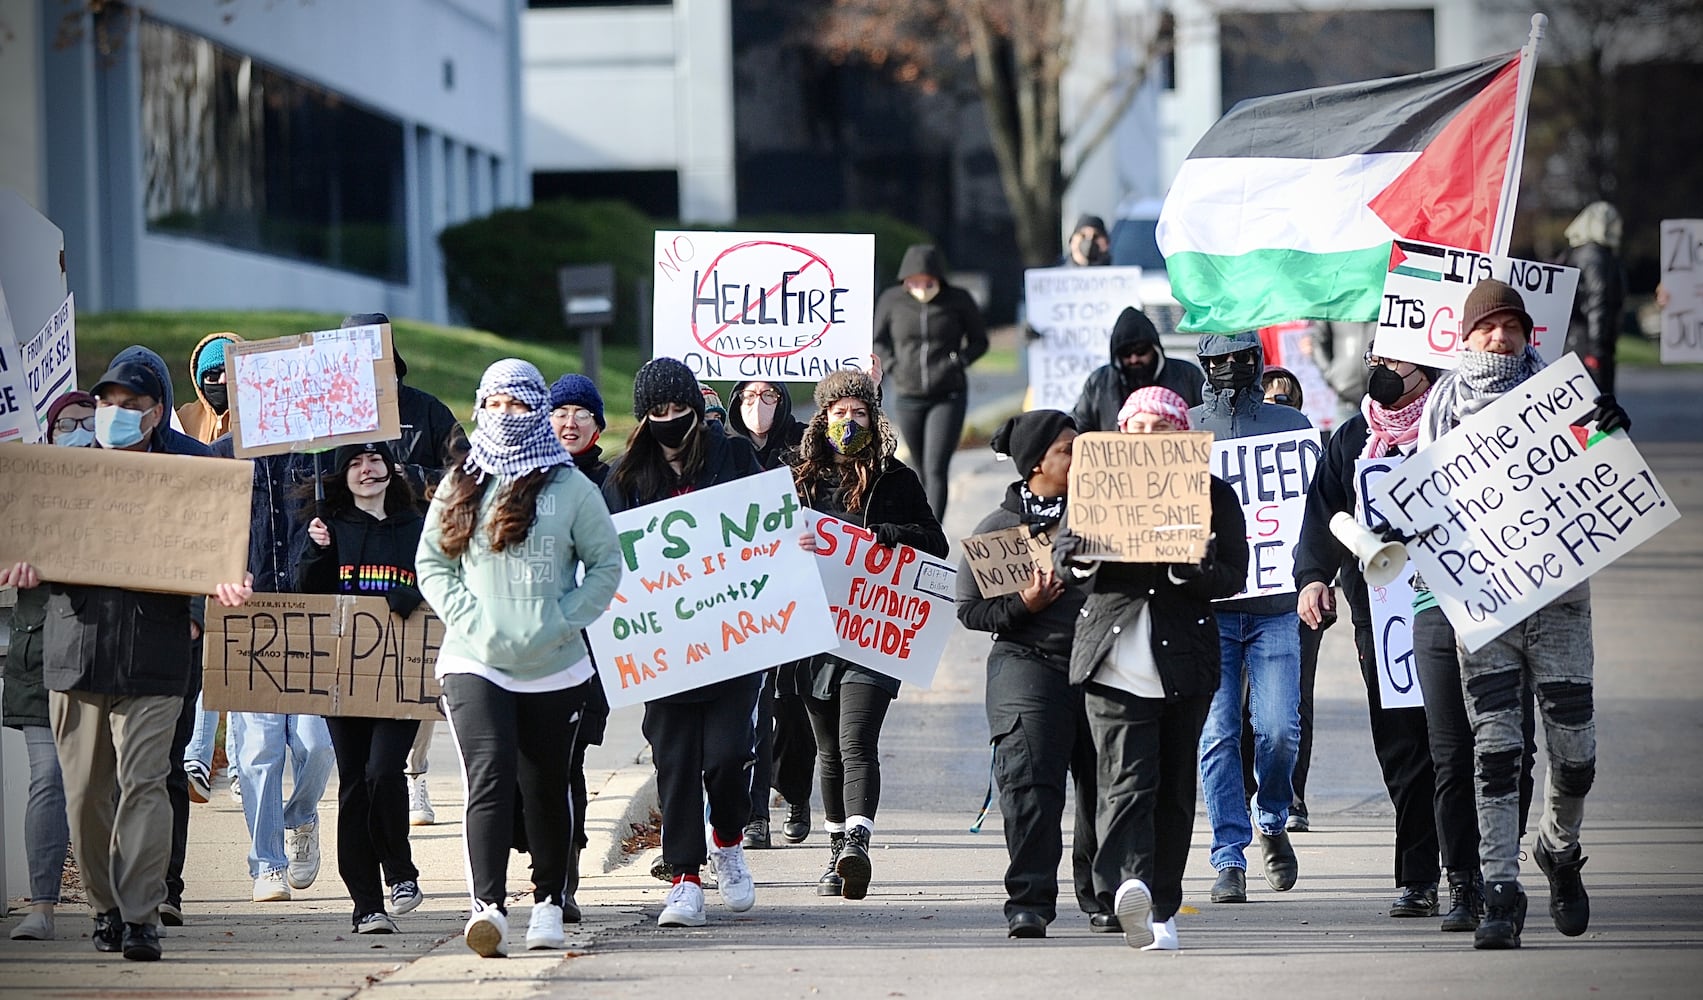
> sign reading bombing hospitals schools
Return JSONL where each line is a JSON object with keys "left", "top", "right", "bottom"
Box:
{"left": 0, "top": 443, "right": 250, "bottom": 595}
{"left": 1065, "top": 430, "right": 1213, "bottom": 563}
{"left": 810, "top": 514, "right": 957, "bottom": 689}
{"left": 587, "top": 468, "right": 836, "bottom": 708}
{"left": 202, "top": 594, "right": 444, "bottom": 719}
{"left": 1371, "top": 354, "right": 1680, "bottom": 653}
{"left": 652, "top": 231, "right": 875, "bottom": 382}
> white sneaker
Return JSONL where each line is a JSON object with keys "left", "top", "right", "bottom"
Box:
{"left": 390, "top": 880, "right": 423, "bottom": 915}
{"left": 355, "top": 912, "right": 398, "bottom": 935}
{"left": 285, "top": 821, "right": 321, "bottom": 890}
{"left": 657, "top": 879, "right": 707, "bottom": 927}
{"left": 229, "top": 772, "right": 242, "bottom": 805}
{"left": 1142, "top": 917, "right": 1180, "bottom": 951}
{"left": 185, "top": 761, "right": 212, "bottom": 804}
{"left": 252, "top": 867, "right": 291, "bottom": 902}
{"left": 707, "top": 841, "right": 756, "bottom": 912}
{"left": 9, "top": 911, "right": 54, "bottom": 940}
{"left": 408, "top": 775, "right": 435, "bottom": 826}
{"left": 463, "top": 900, "right": 508, "bottom": 958}
{"left": 526, "top": 902, "right": 566, "bottom": 950}
{"left": 1113, "top": 878, "right": 1154, "bottom": 949}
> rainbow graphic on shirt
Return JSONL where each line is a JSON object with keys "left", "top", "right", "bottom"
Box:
{"left": 338, "top": 564, "right": 418, "bottom": 593}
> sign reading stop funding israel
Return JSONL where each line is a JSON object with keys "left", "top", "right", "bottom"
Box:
{"left": 1371, "top": 354, "right": 1680, "bottom": 653}
{"left": 1372, "top": 239, "right": 1577, "bottom": 369}
{"left": 1356, "top": 456, "right": 1422, "bottom": 709}
{"left": 1023, "top": 266, "right": 1143, "bottom": 411}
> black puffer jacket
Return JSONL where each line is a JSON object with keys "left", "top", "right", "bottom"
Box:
{"left": 956, "top": 482, "right": 1086, "bottom": 661}
{"left": 873, "top": 246, "right": 989, "bottom": 400}
{"left": 391, "top": 353, "right": 470, "bottom": 505}
{"left": 296, "top": 504, "right": 425, "bottom": 599}
{"left": 2, "top": 589, "right": 50, "bottom": 729}
{"left": 726, "top": 380, "right": 808, "bottom": 471}
{"left": 1068, "top": 477, "right": 1248, "bottom": 698}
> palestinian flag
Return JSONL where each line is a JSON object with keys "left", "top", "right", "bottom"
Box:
{"left": 1158, "top": 52, "right": 1521, "bottom": 333}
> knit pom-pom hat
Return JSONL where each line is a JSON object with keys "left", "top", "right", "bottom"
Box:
{"left": 632, "top": 357, "right": 704, "bottom": 419}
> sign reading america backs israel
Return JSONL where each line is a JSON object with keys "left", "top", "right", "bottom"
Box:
{"left": 1371, "top": 240, "right": 1577, "bottom": 369}
{"left": 1370, "top": 355, "right": 1680, "bottom": 653}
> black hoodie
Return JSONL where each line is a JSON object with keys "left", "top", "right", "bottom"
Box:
{"left": 726, "top": 379, "right": 807, "bottom": 470}
{"left": 873, "top": 245, "right": 989, "bottom": 399}
{"left": 1070, "top": 307, "right": 1205, "bottom": 432}
{"left": 296, "top": 504, "right": 425, "bottom": 598}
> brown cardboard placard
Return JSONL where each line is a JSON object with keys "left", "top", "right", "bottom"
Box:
{"left": 961, "top": 524, "right": 1056, "bottom": 597}
{"left": 201, "top": 593, "right": 444, "bottom": 719}
{"left": 1065, "top": 430, "right": 1214, "bottom": 563}
{"left": 0, "top": 443, "right": 251, "bottom": 595}
{"left": 226, "top": 323, "right": 401, "bottom": 458}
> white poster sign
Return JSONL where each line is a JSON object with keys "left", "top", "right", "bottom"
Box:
{"left": 1659, "top": 219, "right": 1703, "bottom": 364}
{"left": 589, "top": 469, "right": 836, "bottom": 708}
{"left": 1023, "top": 266, "right": 1144, "bottom": 411}
{"left": 1371, "top": 354, "right": 1680, "bottom": 653}
{"left": 22, "top": 293, "right": 76, "bottom": 433}
{"left": 1355, "top": 456, "right": 1422, "bottom": 709}
{"left": 808, "top": 514, "right": 958, "bottom": 690}
{"left": 1212, "top": 427, "right": 1322, "bottom": 599}
{"left": 1273, "top": 321, "right": 1340, "bottom": 432}
{"left": 652, "top": 231, "right": 875, "bottom": 382}
{"left": 0, "top": 284, "right": 39, "bottom": 444}
{"left": 1372, "top": 239, "right": 1577, "bottom": 369}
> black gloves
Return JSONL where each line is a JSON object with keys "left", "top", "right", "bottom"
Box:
{"left": 1171, "top": 535, "right": 1218, "bottom": 582}
{"left": 1573, "top": 393, "right": 1631, "bottom": 435}
{"left": 1372, "top": 521, "right": 1418, "bottom": 545}
{"left": 870, "top": 523, "right": 906, "bottom": 548}
{"left": 1050, "top": 528, "right": 1088, "bottom": 576}
{"left": 385, "top": 584, "right": 425, "bottom": 618}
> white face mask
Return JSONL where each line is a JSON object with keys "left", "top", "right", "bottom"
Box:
{"left": 908, "top": 284, "right": 940, "bottom": 304}
{"left": 94, "top": 405, "right": 152, "bottom": 449}
{"left": 55, "top": 427, "right": 95, "bottom": 448}
{"left": 742, "top": 398, "right": 776, "bottom": 435}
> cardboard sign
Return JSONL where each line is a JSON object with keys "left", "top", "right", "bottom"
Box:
{"left": 1372, "top": 239, "right": 1577, "bottom": 369}
{"left": 1659, "top": 219, "right": 1703, "bottom": 364}
{"left": 0, "top": 443, "right": 250, "bottom": 595}
{"left": 21, "top": 293, "right": 75, "bottom": 435}
{"left": 202, "top": 594, "right": 444, "bottom": 719}
{"left": 1356, "top": 457, "right": 1422, "bottom": 709}
{"left": 588, "top": 468, "right": 835, "bottom": 708}
{"left": 0, "top": 285, "right": 37, "bottom": 444}
{"left": 1066, "top": 430, "right": 1213, "bottom": 563}
{"left": 653, "top": 231, "right": 875, "bottom": 382}
{"left": 809, "top": 514, "right": 957, "bottom": 689}
{"left": 1023, "top": 266, "right": 1144, "bottom": 411}
{"left": 1213, "top": 427, "right": 1321, "bottom": 599}
{"left": 227, "top": 323, "right": 401, "bottom": 458}
{"left": 962, "top": 524, "right": 1054, "bottom": 598}
{"left": 1371, "top": 354, "right": 1681, "bottom": 653}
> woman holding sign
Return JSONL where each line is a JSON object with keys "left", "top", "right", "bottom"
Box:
{"left": 793, "top": 370, "right": 948, "bottom": 900}
{"left": 417, "top": 359, "right": 623, "bottom": 958}
{"left": 1054, "top": 386, "right": 1248, "bottom": 951}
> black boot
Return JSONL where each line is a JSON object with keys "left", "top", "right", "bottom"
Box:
{"left": 816, "top": 833, "right": 846, "bottom": 896}
{"left": 1441, "top": 869, "right": 1484, "bottom": 932}
{"left": 782, "top": 800, "right": 811, "bottom": 844}
{"left": 837, "top": 826, "right": 873, "bottom": 900}
{"left": 1473, "top": 880, "right": 1527, "bottom": 950}
{"left": 1534, "top": 842, "right": 1590, "bottom": 937}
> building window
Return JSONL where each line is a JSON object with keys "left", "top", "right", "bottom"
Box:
{"left": 139, "top": 17, "right": 408, "bottom": 282}
{"left": 533, "top": 170, "right": 679, "bottom": 220}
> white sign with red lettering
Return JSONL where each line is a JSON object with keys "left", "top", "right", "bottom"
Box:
{"left": 1372, "top": 239, "right": 1577, "bottom": 369}
{"left": 807, "top": 513, "right": 957, "bottom": 690}
{"left": 1211, "top": 427, "right": 1322, "bottom": 600}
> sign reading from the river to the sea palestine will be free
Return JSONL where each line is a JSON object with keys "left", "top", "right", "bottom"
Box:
{"left": 653, "top": 231, "right": 875, "bottom": 382}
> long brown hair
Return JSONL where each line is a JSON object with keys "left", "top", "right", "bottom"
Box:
{"left": 791, "top": 409, "right": 895, "bottom": 514}
{"left": 610, "top": 415, "right": 708, "bottom": 503}
{"left": 436, "top": 461, "right": 560, "bottom": 558}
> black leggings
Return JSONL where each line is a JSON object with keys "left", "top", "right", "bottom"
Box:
{"left": 325, "top": 716, "right": 421, "bottom": 920}
{"left": 891, "top": 393, "right": 966, "bottom": 521}
{"left": 442, "top": 674, "right": 587, "bottom": 910}
{"left": 805, "top": 682, "right": 893, "bottom": 823}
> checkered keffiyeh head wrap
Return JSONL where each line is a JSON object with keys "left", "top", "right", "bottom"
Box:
{"left": 464, "top": 359, "right": 574, "bottom": 482}
{"left": 1117, "top": 386, "right": 1192, "bottom": 431}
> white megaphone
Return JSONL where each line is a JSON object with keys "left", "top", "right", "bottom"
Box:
{"left": 1329, "top": 512, "right": 1408, "bottom": 588}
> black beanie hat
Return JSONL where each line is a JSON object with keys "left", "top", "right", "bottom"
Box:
{"left": 1461, "top": 279, "right": 1533, "bottom": 337}
{"left": 632, "top": 357, "right": 704, "bottom": 420}
{"left": 1108, "top": 306, "right": 1161, "bottom": 356}
{"left": 1074, "top": 214, "right": 1108, "bottom": 235}
{"left": 991, "top": 409, "right": 1076, "bottom": 477}
{"left": 331, "top": 440, "right": 398, "bottom": 476}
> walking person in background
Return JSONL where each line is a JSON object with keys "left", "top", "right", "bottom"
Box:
{"left": 1559, "top": 202, "right": 1627, "bottom": 393}
{"left": 873, "top": 244, "right": 988, "bottom": 520}
{"left": 417, "top": 359, "right": 623, "bottom": 957}
{"left": 793, "top": 370, "right": 948, "bottom": 901}
{"left": 1070, "top": 307, "right": 1204, "bottom": 433}
{"left": 604, "top": 357, "right": 764, "bottom": 928}
{"left": 297, "top": 442, "right": 428, "bottom": 934}
{"left": 1059, "top": 214, "right": 1112, "bottom": 267}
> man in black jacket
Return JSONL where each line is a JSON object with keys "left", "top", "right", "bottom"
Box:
{"left": 1070, "top": 307, "right": 1204, "bottom": 433}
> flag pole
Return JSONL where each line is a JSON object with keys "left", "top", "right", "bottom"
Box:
{"left": 1490, "top": 12, "right": 1548, "bottom": 256}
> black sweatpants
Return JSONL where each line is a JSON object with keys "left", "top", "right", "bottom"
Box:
{"left": 750, "top": 669, "right": 818, "bottom": 819}
{"left": 986, "top": 644, "right": 1099, "bottom": 922}
{"left": 1352, "top": 624, "right": 1440, "bottom": 886}
{"left": 805, "top": 681, "right": 892, "bottom": 823}
{"left": 325, "top": 716, "right": 421, "bottom": 920}
{"left": 442, "top": 674, "right": 587, "bottom": 909}
{"left": 891, "top": 392, "right": 966, "bottom": 521}
{"left": 164, "top": 658, "right": 201, "bottom": 909}
{"left": 643, "top": 678, "right": 760, "bottom": 871}
{"left": 1083, "top": 683, "right": 1213, "bottom": 924}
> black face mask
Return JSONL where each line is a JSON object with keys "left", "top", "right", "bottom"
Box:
{"left": 1206, "top": 359, "right": 1258, "bottom": 392}
{"left": 202, "top": 381, "right": 229, "bottom": 415}
{"left": 650, "top": 411, "right": 697, "bottom": 449}
{"left": 1367, "top": 366, "right": 1413, "bottom": 407}
{"left": 1118, "top": 354, "right": 1158, "bottom": 385}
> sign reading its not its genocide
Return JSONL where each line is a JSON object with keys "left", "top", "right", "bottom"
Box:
{"left": 1065, "top": 430, "right": 1214, "bottom": 563}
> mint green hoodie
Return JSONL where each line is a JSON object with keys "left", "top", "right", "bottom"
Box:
{"left": 417, "top": 467, "right": 623, "bottom": 682}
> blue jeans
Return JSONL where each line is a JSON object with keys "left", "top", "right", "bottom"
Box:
{"left": 232, "top": 712, "right": 335, "bottom": 877}
{"left": 22, "top": 725, "right": 69, "bottom": 903}
{"left": 1199, "top": 610, "right": 1302, "bottom": 871}
{"left": 184, "top": 692, "right": 217, "bottom": 769}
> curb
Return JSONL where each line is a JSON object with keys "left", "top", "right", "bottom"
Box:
{"left": 582, "top": 751, "right": 658, "bottom": 877}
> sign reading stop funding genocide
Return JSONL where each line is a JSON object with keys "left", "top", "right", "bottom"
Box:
{"left": 809, "top": 514, "right": 957, "bottom": 689}
{"left": 1356, "top": 456, "right": 1422, "bottom": 709}
{"left": 1659, "top": 219, "right": 1703, "bottom": 364}
{"left": 588, "top": 468, "right": 835, "bottom": 708}
{"left": 1372, "top": 239, "right": 1577, "bottom": 369}
{"left": 653, "top": 231, "right": 875, "bottom": 382}
{"left": 1371, "top": 354, "right": 1681, "bottom": 653}
{"left": 1066, "top": 430, "right": 1213, "bottom": 563}
{"left": 1213, "top": 427, "right": 1322, "bottom": 599}
{"left": 1023, "top": 266, "right": 1143, "bottom": 411}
